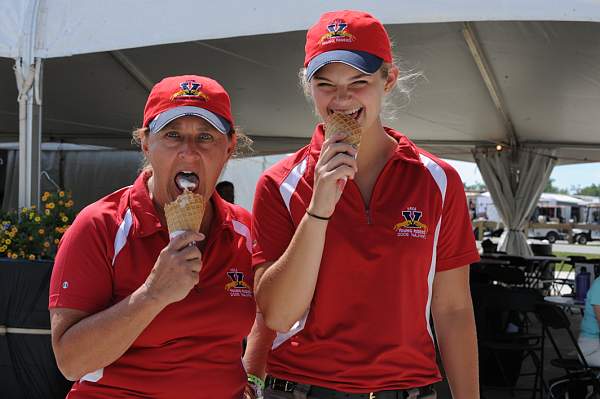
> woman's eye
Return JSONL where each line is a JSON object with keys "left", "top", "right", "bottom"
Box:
{"left": 317, "top": 82, "right": 334, "bottom": 88}
{"left": 197, "top": 133, "right": 214, "bottom": 142}
{"left": 165, "top": 131, "right": 179, "bottom": 139}
{"left": 351, "top": 80, "right": 368, "bottom": 87}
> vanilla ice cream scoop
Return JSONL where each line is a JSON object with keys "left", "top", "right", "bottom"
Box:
{"left": 175, "top": 172, "right": 199, "bottom": 192}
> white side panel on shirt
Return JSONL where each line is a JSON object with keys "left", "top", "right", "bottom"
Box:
{"left": 419, "top": 153, "right": 448, "bottom": 341}
{"left": 272, "top": 309, "right": 310, "bottom": 350}
{"left": 112, "top": 208, "right": 133, "bottom": 266}
{"left": 279, "top": 157, "right": 308, "bottom": 214}
{"left": 80, "top": 368, "right": 103, "bottom": 383}
{"left": 232, "top": 220, "right": 252, "bottom": 253}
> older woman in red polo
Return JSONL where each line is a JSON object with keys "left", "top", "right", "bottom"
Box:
{"left": 49, "top": 75, "right": 260, "bottom": 398}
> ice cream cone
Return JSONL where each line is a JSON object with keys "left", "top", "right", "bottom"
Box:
{"left": 324, "top": 112, "right": 362, "bottom": 148}
{"left": 164, "top": 190, "right": 205, "bottom": 238}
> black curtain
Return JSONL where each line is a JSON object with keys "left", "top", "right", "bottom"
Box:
{"left": 0, "top": 259, "right": 72, "bottom": 398}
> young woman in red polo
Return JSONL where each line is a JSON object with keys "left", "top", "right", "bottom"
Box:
{"left": 251, "top": 10, "right": 481, "bottom": 399}
{"left": 49, "top": 75, "right": 262, "bottom": 398}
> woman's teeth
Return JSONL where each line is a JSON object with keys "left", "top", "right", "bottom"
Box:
{"left": 331, "top": 108, "right": 362, "bottom": 119}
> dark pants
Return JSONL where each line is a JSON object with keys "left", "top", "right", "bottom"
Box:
{"left": 264, "top": 386, "right": 437, "bottom": 399}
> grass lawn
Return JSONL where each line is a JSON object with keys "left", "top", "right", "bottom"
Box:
{"left": 551, "top": 251, "right": 596, "bottom": 272}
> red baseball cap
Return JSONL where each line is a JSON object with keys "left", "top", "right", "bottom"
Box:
{"left": 143, "top": 75, "right": 234, "bottom": 134}
{"left": 304, "top": 10, "right": 392, "bottom": 81}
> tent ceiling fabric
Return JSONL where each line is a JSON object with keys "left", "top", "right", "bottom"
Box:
{"left": 1, "top": 5, "right": 600, "bottom": 163}
{"left": 2, "top": 0, "right": 600, "bottom": 59}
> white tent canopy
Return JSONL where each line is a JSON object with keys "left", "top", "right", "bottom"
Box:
{"left": 2, "top": 1, "right": 600, "bottom": 255}
{"left": 3, "top": 1, "right": 600, "bottom": 59}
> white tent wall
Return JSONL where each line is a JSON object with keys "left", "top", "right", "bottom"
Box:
{"left": 219, "top": 154, "right": 287, "bottom": 211}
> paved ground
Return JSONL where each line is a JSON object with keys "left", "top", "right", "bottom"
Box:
{"left": 553, "top": 241, "right": 600, "bottom": 255}
{"left": 478, "top": 239, "right": 600, "bottom": 256}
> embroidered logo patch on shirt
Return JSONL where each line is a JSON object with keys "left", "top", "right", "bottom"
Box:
{"left": 224, "top": 269, "right": 252, "bottom": 297}
{"left": 393, "top": 207, "right": 428, "bottom": 239}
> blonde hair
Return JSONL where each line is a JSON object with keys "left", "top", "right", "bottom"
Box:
{"left": 131, "top": 126, "right": 253, "bottom": 173}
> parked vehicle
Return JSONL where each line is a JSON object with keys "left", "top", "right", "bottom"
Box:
{"left": 573, "top": 203, "right": 600, "bottom": 245}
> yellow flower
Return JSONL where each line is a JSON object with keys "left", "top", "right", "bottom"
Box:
{"left": 11, "top": 227, "right": 17, "bottom": 233}
{"left": 7, "top": 231, "right": 14, "bottom": 238}
{"left": 46, "top": 202, "right": 55, "bottom": 209}
{"left": 4, "top": 239, "right": 11, "bottom": 245}
{"left": 30, "top": 205, "right": 36, "bottom": 209}
{"left": 61, "top": 216, "right": 68, "bottom": 222}
{"left": 45, "top": 209, "right": 51, "bottom": 216}
{"left": 65, "top": 200, "right": 73, "bottom": 208}
{"left": 43, "top": 241, "right": 50, "bottom": 248}
{"left": 59, "top": 191, "right": 65, "bottom": 197}
{"left": 10, "top": 253, "right": 17, "bottom": 259}
{"left": 34, "top": 216, "right": 41, "bottom": 222}
{"left": 28, "top": 254, "right": 35, "bottom": 261}
{"left": 0, "top": 246, "right": 6, "bottom": 252}
{"left": 38, "top": 228, "right": 45, "bottom": 235}
{"left": 21, "top": 207, "right": 28, "bottom": 213}
{"left": 29, "top": 212, "right": 35, "bottom": 220}
{"left": 54, "top": 238, "right": 60, "bottom": 244}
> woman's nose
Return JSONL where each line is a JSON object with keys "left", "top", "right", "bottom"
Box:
{"left": 335, "top": 86, "right": 350, "bottom": 101}
{"left": 178, "top": 140, "right": 201, "bottom": 158}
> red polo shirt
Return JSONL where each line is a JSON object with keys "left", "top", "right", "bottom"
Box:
{"left": 252, "top": 126, "right": 480, "bottom": 392}
{"left": 49, "top": 172, "right": 255, "bottom": 399}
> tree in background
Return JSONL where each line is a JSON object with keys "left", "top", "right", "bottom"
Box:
{"left": 544, "top": 178, "right": 569, "bottom": 194}
{"left": 576, "top": 183, "right": 600, "bottom": 197}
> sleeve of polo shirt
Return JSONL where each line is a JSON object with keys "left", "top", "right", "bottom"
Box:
{"left": 435, "top": 166, "right": 480, "bottom": 271}
{"left": 49, "top": 207, "right": 114, "bottom": 313}
{"left": 251, "top": 173, "right": 295, "bottom": 267}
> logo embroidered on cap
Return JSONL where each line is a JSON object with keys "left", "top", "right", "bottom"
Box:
{"left": 319, "top": 19, "right": 355, "bottom": 45}
{"left": 170, "top": 80, "right": 209, "bottom": 101}
{"left": 225, "top": 269, "right": 252, "bottom": 297}
{"left": 393, "top": 207, "right": 428, "bottom": 239}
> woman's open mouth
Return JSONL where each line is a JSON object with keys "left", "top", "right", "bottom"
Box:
{"left": 329, "top": 107, "right": 363, "bottom": 121}
{"left": 174, "top": 171, "right": 199, "bottom": 194}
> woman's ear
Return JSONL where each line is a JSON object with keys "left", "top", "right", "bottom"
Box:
{"left": 140, "top": 130, "right": 150, "bottom": 155}
{"left": 226, "top": 133, "right": 237, "bottom": 158}
{"left": 384, "top": 66, "right": 400, "bottom": 92}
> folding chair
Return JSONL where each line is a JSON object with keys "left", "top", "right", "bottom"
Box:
{"left": 473, "top": 285, "right": 546, "bottom": 398}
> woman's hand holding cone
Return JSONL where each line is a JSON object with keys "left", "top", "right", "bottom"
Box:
{"left": 308, "top": 132, "right": 357, "bottom": 219}
{"left": 143, "top": 231, "right": 205, "bottom": 306}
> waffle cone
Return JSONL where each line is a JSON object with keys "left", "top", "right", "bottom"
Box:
{"left": 164, "top": 190, "right": 205, "bottom": 236}
{"left": 324, "top": 112, "right": 362, "bottom": 148}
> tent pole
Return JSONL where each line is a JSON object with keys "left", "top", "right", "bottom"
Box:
{"left": 16, "top": 0, "right": 42, "bottom": 209}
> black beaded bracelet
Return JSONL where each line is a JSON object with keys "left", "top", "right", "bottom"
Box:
{"left": 306, "top": 209, "right": 331, "bottom": 221}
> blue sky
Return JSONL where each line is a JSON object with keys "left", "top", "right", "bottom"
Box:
{"left": 445, "top": 160, "right": 600, "bottom": 193}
